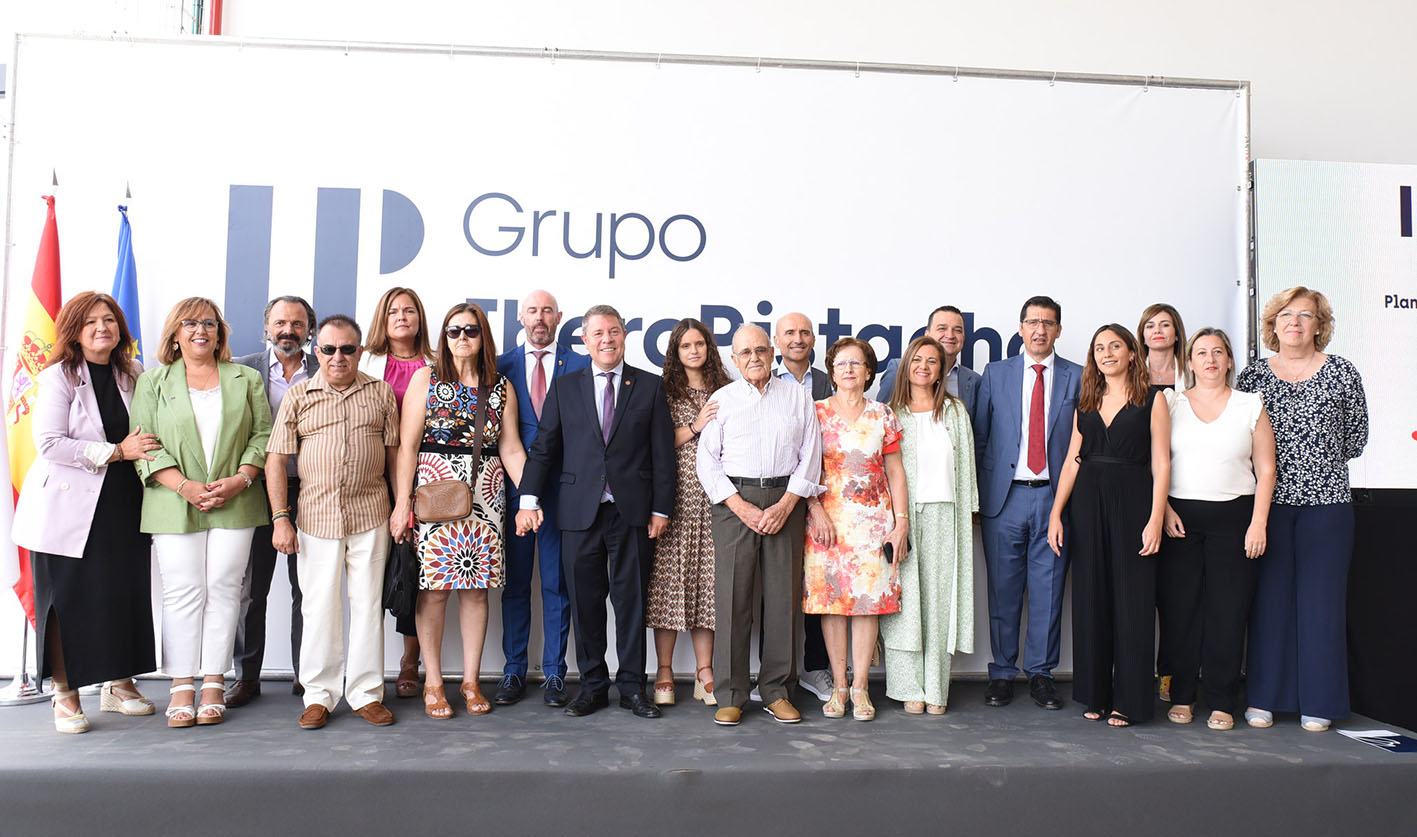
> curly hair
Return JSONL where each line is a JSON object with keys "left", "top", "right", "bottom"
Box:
{"left": 1259, "top": 286, "right": 1335, "bottom": 352}
{"left": 663, "top": 318, "right": 731, "bottom": 402}
{"left": 824, "top": 337, "right": 878, "bottom": 392}
{"left": 1078, "top": 324, "right": 1148, "bottom": 413}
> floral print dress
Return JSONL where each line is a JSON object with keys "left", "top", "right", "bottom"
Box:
{"left": 803, "top": 399, "right": 904, "bottom": 616}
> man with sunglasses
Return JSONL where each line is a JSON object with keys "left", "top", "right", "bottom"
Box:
{"left": 267, "top": 315, "right": 401, "bottom": 729}
{"left": 228, "top": 296, "right": 320, "bottom": 708}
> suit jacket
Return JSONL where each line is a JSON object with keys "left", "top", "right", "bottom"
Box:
{"left": 971, "top": 352, "right": 1081, "bottom": 518}
{"left": 774, "top": 365, "right": 833, "bottom": 403}
{"left": 520, "top": 362, "right": 675, "bottom": 531}
{"left": 236, "top": 347, "right": 320, "bottom": 391}
{"left": 497, "top": 342, "right": 590, "bottom": 447}
{"left": 876, "top": 357, "right": 981, "bottom": 415}
{"left": 129, "top": 359, "right": 273, "bottom": 533}
{"left": 12, "top": 362, "right": 136, "bottom": 557}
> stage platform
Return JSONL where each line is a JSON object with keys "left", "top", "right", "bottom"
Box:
{"left": 3, "top": 679, "right": 1413, "bottom": 835}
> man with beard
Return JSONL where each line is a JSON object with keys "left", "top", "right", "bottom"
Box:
{"left": 494, "top": 289, "right": 589, "bottom": 707}
{"left": 225, "top": 295, "right": 320, "bottom": 707}
{"left": 875, "top": 306, "right": 982, "bottom": 413}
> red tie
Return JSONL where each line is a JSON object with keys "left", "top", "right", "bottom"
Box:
{"left": 531, "top": 350, "right": 548, "bottom": 418}
{"left": 1028, "top": 364, "right": 1046, "bottom": 475}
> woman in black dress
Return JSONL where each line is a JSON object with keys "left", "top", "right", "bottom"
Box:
{"left": 1048, "top": 324, "right": 1170, "bottom": 726}
{"left": 11, "top": 292, "right": 162, "bottom": 733}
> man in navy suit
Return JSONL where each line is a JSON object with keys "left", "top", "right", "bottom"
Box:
{"left": 494, "top": 289, "right": 589, "bottom": 708}
{"left": 876, "top": 305, "right": 981, "bottom": 413}
{"left": 972, "top": 296, "right": 1080, "bottom": 711}
{"left": 515, "top": 304, "right": 676, "bottom": 719}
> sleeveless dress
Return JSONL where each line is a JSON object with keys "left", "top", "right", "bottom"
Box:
{"left": 1069, "top": 387, "right": 1159, "bottom": 722}
{"left": 646, "top": 388, "right": 716, "bottom": 632}
{"left": 415, "top": 371, "right": 508, "bottom": 590}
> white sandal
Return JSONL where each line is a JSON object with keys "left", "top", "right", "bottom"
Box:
{"left": 1244, "top": 707, "right": 1274, "bottom": 728}
{"left": 51, "top": 683, "right": 90, "bottom": 734}
{"left": 100, "top": 681, "right": 156, "bottom": 716}
{"left": 196, "top": 681, "right": 227, "bottom": 726}
{"left": 167, "top": 683, "right": 197, "bottom": 728}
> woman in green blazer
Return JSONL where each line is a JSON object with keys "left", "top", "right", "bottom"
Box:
{"left": 130, "top": 297, "right": 271, "bottom": 728}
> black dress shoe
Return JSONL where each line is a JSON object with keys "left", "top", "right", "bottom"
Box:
{"left": 619, "top": 691, "right": 663, "bottom": 719}
{"left": 292, "top": 681, "right": 304, "bottom": 697}
{"left": 494, "top": 674, "right": 525, "bottom": 706}
{"left": 543, "top": 674, "right": 568, "bottom": 707}
{"left": 984, "top": 678, "right": 1014, "bottom": 707}
{"left": 1029, "top": 675, "right": 1063, "bottom": 710}
{"left": 563, "top": 690, "right": 610, "bottom": 717}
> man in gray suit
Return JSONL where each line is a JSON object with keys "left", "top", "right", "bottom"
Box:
{"left": 771, "top": 312, "right": 834, "bottom": 700}
{"left": 225, "top": 295, "right": 320, "bottom": 707}
{"left": 876, "top": 306, "right": 982, "bottom": 412}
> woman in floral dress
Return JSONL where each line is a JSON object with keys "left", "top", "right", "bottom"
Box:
{"left": 804, "top": 337, "right": 910, "bottom": 721}
{"left": 391, "top": 303, "right": 528, "bottom": 719}
{"left": 647, "top": 319, "right": 733, "bottom": 707}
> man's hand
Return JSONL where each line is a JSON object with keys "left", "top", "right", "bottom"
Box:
{"left": 271, "top": 518, "right": 299, "bottom": 555}
{"left": 515, "top": 508, "right": 543, "bottom": 537}
{"left": 648, "top": 515, "right": 669, "bottom": 539}
{"left": 725, "top": 494, "right": 764, "bottom": 534}
{"left": 757, "top": 492, "right": 800, "bottom": 535}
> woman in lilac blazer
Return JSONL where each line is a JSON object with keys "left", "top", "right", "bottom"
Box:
{"left": 12, "top": 291, "right": 164, "bottom": 734}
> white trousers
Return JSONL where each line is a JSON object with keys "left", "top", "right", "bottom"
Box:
{"left": 297, "top": 525, "right": 390, "bottom": 711}
{"left": 153, "top": 528, "right": 256, "bottom": 678}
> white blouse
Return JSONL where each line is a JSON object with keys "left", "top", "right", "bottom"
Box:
{"left": 1168, "top": 389, "right": 1264, "bottom": 502}
{"left": 189, "top": 386, "right": 224, "bottom": 472}
{"left": 911, "top": 411, "right": 955, "bottom": 504}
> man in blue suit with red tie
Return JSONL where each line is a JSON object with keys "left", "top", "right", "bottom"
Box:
{"left": 495, "top": 289, "right": 589, "bottom": 707}
{"left": 972, "top": 296, "right": 1081, "bottom": 711}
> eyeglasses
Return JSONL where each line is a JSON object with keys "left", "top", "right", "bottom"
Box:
{"left": 1022, "top": 318, "right": 1059, "bottom": 329}
{"left": 445, "top": 324, "right": 482, "bottom": 339}
{"left": 181, "top": 319, "right": 218, "bottom": 331}
{"left": 317, "top": 344, "right": 359, "bottom": 356}
{"left": 733, "top": 346, "right": 772, "bottom": 359}
{"left": 832, "top": 359, "right": 867, "bottom": 370}
{"left": 1276, "top": 310, "right": 1316, "bottom": 321}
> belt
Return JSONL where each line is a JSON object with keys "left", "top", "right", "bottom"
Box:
{"left": 729, "top": 475, "right": 789, "bottom": 489}
{"left": 1083, "top": 456, "right": 1147, "bottom": 467}
{"left": 1012, "top": 478, "right": 1050, "bottom": 488}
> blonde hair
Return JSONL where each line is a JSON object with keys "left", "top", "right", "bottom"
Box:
{"left": 1259, "top": 286, "right": 1335, "bottom": 352}
{"left": 1184, "top": 328, "right": 1236, "bottom": 388}
{"left": 158, "top": 297, "right": 232, "bottom": 365}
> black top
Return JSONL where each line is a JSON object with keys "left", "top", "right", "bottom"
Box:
{"left": 1077, "top": 388, "right": 1158, "bottom": 467}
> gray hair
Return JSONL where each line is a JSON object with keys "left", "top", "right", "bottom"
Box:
{"left": 583, "top": 304, "right": 625, "bottom": 329}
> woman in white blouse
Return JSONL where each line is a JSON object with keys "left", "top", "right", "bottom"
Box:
{"left": 1157, "top": 328, "right": 1276, "bottom": 730}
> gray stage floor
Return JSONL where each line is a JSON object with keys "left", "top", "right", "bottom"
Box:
{"left": 3, "top": 679, "right": 1414, "bottom": 836}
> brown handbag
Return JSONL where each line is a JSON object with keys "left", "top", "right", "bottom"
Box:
{"left": 412, "top": 381, "right": 489, "bottom": 523}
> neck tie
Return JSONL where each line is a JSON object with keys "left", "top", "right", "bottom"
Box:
{"left": 1028, "top": 364, "right": 1046, "bottom": 475}
{"left": 600, "top": 370, "right": 616, "bottom": 443}
{"left": 530, "top": 350, "right": 548, "bottom": 418}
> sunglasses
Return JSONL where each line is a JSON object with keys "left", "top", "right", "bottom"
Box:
{"left": 317, "top": 344, "right": 359, "bottom": 356}
{"left": 445, "top": 324, "right": 482, "bottom": 339}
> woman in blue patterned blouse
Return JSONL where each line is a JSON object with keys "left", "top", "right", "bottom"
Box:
{"left": 1236, "top": 287, "right": 1367, "bottom": 732}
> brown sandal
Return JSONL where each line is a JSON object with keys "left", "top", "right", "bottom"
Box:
{"left": 396, "top": 657, "right": 421, "bottom": 699}
{"left": 423, "top": 685, "right": 453, "bottom": 719}
{"left": 461, "top": 681, "right": 491, "bottom": 715}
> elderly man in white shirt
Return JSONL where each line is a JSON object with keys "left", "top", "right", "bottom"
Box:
{"left": 697, "top": 324, "right": 822, "bottom": 726}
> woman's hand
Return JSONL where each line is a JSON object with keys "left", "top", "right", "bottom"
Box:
{"left": 884, "top": 520, "right": 908, "bottom": 579}
{"left": 175, "top": 479, "right": 204, "bottom": 509}
{"left": 117, "top": 426, "right": 161, "bottom": 462}
{"left": 1140, "top": 516, "right": 1163, "bottom": 556}
{"left": 691, "top": 400, "right": 720, "bottom": 435}
{"left": 1047, "top": 513, "right": 1064, "bottom": 556}
{"left": 195, "top": 476, "right": 246, "bottom": 513}
{"left": 1244, "top": 521, "right": 1267, "bottom": 559}
{"left": 1164, "top": 503, "right": 1185, "bottom": 538}
{"left": 807, "top": 502, "right": 835, "bottom": 548}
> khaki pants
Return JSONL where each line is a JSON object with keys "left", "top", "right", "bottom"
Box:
{"left": 297, "top": 525, "right": 390, "bottom": 711}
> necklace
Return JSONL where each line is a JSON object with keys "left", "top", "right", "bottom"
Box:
{"left": 1275, "top": 353, "right": 1318, "bottom": 382}
{"left": 390, "top": 350, "right": 419, "bottom": 360}
{"left": 188, "top": 364, "right": 219, "bottom": 390}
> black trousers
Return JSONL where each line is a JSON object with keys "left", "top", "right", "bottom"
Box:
{"left": 1157, "top": 496, "right": 1259, "bottom": 714}
{"left": 233, "top": 480, "right": 302, "bottom": 680}
{"left": 561, "top": 502, "right": 652, "bottom": 696}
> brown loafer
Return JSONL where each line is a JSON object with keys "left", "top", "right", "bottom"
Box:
{"left": 352, "top": 701, "right": 395, "bottom": 726}
{"left": 763, "top": 698, "right": 802, "bottom": 724}
{"left": 223, "top": 679, "right": 260, "bottom": 707}
{"left": 713, "top": 706, "right": 742, "bottom": 726}
{"left": 298, "top": 705, "right": 330, "bottom": 730}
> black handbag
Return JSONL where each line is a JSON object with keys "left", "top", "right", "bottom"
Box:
{"left": 383, "top": 529, "right": 419, "bottom": 619}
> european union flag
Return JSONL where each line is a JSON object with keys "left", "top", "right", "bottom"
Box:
{"left": 111, "top": 205, "right": 143, "bottom": 364}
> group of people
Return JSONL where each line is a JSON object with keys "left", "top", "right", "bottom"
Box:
{"left": 11, "top": 282, "right": 1366, "bottom": 735}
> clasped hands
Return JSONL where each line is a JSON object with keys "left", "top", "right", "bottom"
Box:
{"left": 513, "top": 508, "right": 668, "bottom": 539}
{"left": 177, "top": 473, "right": 248, "bottom": 513}
{"left": 730, "top": 493, "right": 797, "bottom": 536}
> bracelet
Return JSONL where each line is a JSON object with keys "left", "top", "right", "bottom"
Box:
{"left": 271, "top": 510, "right": 291, "bottom": 521}
{"left": 115, "top": 445, "right": 124, "bottom": 462}
{"left": 176, "top": 478, "right": 189, "bottom": 495}
{"left": 236, "top": 471, "right": 254, "bottom": 489}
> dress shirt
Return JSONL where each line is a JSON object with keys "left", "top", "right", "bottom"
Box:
{"left": 696, "top": 376, "right": 822, "bottom": 505}
{"left": 774, "top": 363, "right": 815, "bottom": 393}
{"left": 523, "top": 340, "right": 559, "bottom": 393}
{"left": 268, "top": 347, "right": 311, "bottom": 477}
{"left": 1013, "top": 351, "right": 1056, "bottom": 481}
{"left": 267, "top": 371, "right": 400, "bottom": 539}
{"left": 943, "top": 362, "right": 961, "bottom": 398}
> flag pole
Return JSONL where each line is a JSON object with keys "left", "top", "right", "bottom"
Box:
{"left": 0, "top": 617, "right": 48, "bottom": 705}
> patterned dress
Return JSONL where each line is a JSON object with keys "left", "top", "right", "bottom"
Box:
{"left": 803, "top": 399, "right": 905, "bottom": 615}
{"left": 647, "top": 388, "right": 716, "bottom": 632}
{"left": 416, "top": 371, "right": 508, "bottom": 590}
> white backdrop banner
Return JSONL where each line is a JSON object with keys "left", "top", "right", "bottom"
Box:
{"left": 2, "top": 35, "right": 1249, "bottom": 677}
{"left": 1254, "top": 159, "right": 1415, "bottom": 490}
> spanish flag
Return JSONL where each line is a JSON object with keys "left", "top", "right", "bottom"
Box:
{"left": 5, "top": 196, "right": 62, "bottom": 626}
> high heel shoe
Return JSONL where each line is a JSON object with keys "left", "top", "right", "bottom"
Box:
{"left": 100, "top": 681, "right": 155, "bottom": 716}
{"left": 51, "top": 684, "right": 89, "bottom": 734}
{"left": 166, "top": 683, "right": 197, "bottom": 728}
{"left": 653, "top": 666, "right": 677, "bottom": 706}
{"left": 850, "top": 688, "right": 875, "bottom": 721}
{"left": 823, "top": 687, "right": 848, "bottom": 719}
{"left": 693, "top": 666, "right": 717, "bottom": 706}
{"left": 196, "top": 681, "right": 226, "bottom": 726}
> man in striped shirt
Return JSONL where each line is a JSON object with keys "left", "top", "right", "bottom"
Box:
{"left": 267, "top": 314, "right": 402, "bottom": 730}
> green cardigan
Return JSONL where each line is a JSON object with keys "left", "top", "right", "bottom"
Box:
{"left": 130, "top": 358, "right": 272, "bottom": 534}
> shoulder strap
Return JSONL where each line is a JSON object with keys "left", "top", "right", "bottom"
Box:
{"left": 468, "top": 378, "right": 492, "bottom": 478}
